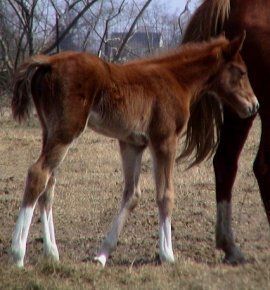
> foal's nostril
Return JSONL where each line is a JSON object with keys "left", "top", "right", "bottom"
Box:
{"left": 248, "top": 103, "right": 259, "bottom": 116}
{"left": 253, "top": 107, "right": 257, "bottom": 115}
{"left": 251, "top": 102, "right": 259, "bottom": 115}
{"left": 256, "top": 102, "right": 260, "bottom": 111}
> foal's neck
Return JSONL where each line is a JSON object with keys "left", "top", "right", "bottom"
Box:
{"left": 163, "top": 41, "right": 225, "bottom": 103}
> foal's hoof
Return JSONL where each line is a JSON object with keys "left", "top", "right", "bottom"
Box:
{"left": 12, "top": 259, "right": 24, "bottom": 268}
{"left": 43, "top": 246, "right": 59, "bottom": 263}
{"left": 159, "top": 252, "right": 175, "bottom": 264}
{"left": 93, "top": 255, "right": 106, "bottom": 267}
{"left": 10, "top": 248, "right": 24, "bottom": 268}
{"left": 43, "top": 246, "right": 60, "bottom": 262}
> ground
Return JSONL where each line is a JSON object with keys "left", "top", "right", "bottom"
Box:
{"left": 0, "top": 109, "right": 269, "bottom": 289}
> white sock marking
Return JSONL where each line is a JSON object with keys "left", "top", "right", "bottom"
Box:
{"left": 95, "top": 208, "right": 128, "bottom": 267}
{"left": 216, "top": 201, "right": 245, "bottom": 262}
{"left": 159, "top": 216, "right": 175, "bottom": 263}
{"left": 11, "top": 206, "right": 35, "bottom": 267}
{"left": 216, "top": 201, "right": 234, "bottom": 247}
{"left": 40, "top": 208, "right": 59, "bottom": 260}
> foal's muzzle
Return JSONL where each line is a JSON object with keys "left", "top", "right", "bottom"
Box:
{"left": 237, "top": 96, "right": 259, "bottom": 119}
{"left": 244, "top": 97, "right": 259, "bottom": 118}
{"left": 249, "top": 101, "right": 260, "bottom": 116}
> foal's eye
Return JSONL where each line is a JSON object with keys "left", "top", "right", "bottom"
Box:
{"left": 239, "top": 70, "right": 246, "bottom": 77}
{"left": 229, "top": 65, "right": 246, "bottom": 80}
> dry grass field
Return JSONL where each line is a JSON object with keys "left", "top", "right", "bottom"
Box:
{"left": 0, "top": 109, "right": 270, "bottom": 289}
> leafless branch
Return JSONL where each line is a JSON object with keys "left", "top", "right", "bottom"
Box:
{"left": 113, "top": 0, "right": 152, "bottom": 61}
{"left": 0, "top": 35, "right": 13, "bottom": 71}
{"left": 178, "top": 0, "right": 192, "bottom": 35}
{"left": 97, "top": 0, "right": 126, "bottom": 57}
{"left": 42, "top": 0, "right": 99, "bottom": 54}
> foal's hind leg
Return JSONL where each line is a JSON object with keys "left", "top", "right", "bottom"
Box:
{"left": 213, "top": 108, "right": 254, "bottom": 264}
{"left": 151, "top": 135, "right": 177, "bottom": 263}
{"left": 11, "top": 141, "right": 71, "bottom": 267}
{"left": 94, "top": 141, "right": 144, "bottom": 267}
{"left": 38, "top": 173, "right": 59, "bottom": 261}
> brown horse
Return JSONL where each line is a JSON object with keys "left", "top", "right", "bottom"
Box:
{"left": 181, "top": 0, "right": 270, "bottom": 264}
{"left": 10, "top": 34, "right": 258, "bottom": 267}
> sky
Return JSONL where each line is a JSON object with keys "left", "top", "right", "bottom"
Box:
{"left": 166, "top": 0, "right": 199, "bottom": 15}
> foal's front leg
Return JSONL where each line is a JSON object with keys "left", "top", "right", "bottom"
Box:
{"left": 94, "top": 141, "right": 144, "bottom": 267}
{"left": 151, "top": 135, "right": 177, "bottom": 263}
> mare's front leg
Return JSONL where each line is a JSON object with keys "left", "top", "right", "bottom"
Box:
{"left": 94, "top": 141, "right": 144, "bottom": 267}
{"left": 213, "top": 108, "right": 255, "bottom": 264}
{"left": 151, "top": 135, "right": 177, "bottom": 263}
{"left": 253, "top": 110, "right": 270, "bottom": 224}
{"left": 11, "top": 140, "right": 71, "bottom": 267}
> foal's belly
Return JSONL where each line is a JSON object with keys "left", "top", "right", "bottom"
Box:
{"left": 87, "top": 111, "right": 148, "bottom": 146}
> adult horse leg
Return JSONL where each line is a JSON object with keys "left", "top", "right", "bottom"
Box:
{"left": 11, "top": 136, "right": 73, "bottom": 267}
{"left": 213, "top": 108, "right": 255, "bottom": 264}
{"left": 151, "top": 135, "right": 177, "bottom": 263}
{"left": 95, "top": 141, "right": 144, "bottom": 267}
{"left": 38, "top": 172, "right": 59, "bottom": 261}
{"left": 253, "top": 111, "right": 270, "bottom": 224}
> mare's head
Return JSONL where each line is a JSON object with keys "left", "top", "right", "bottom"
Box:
{"left": 209, "top": 32, "right": 259, "bottom": 118}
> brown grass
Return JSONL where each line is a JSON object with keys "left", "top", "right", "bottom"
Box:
{"left": 0, "top": 109, "right": 269, "bottom": 289}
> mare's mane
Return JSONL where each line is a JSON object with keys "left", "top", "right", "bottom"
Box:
{"left": 179, "top": 0, "right": 231, "bottom": 167}
{"left": 184, "top": 0, "right": 230, "bottom": 42}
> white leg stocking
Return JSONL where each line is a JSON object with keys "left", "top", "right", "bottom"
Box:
{"left": 159, "top": 215, "right": 174, "bottom": 263}
{"left": 40, "top": 208, "right": 59, "bottom": 261}
{"left": 94, "top": 208, "right": 128, "bottom": 267}
{"left": 11, "top": 206, "right": 35, "bottom": 267}
{"left": 216, "top": 201, "right": 245, "bottom": 264}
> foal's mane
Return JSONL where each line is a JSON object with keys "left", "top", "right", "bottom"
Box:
{"left": 126, "top": 37, "right": 227, "bottom": 67}
{"left": 179, "top": 0, "right": 231, "bottom": 167}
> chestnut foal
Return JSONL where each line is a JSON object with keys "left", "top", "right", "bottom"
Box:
{"left": 11, "top": 34, "right": 258, "bottom": 267}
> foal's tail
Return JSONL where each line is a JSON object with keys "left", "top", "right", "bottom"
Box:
{"left": 12, "top": 55, "right": 51, "bottom": 122}
{"left": 178, "top": 0, "right": 230, "bottom": 167}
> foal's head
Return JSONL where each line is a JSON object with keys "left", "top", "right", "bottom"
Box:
{"left": 209, "top": 32, "right": 259, "bottom": 118}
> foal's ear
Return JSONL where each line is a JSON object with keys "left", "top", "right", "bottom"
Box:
{"left": 223, "top": 30, "right": 246, "bottom": 60}
{"left": 220, "top": 31, "right": 226, "bottom": 37}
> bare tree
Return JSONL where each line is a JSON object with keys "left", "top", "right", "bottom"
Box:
{"left": 178, "top": 0, "right": 192, "bottom": 36}
{"left": 97, "top": 0, "right": 126, "bottom": 57}
{"left": 0, "top": 0, "right": 194, "bottom": 100}
{"left": 113, "top": 0, "right": 152, "bottom": 61}
{"left": 7, "top": 0, "right": 39, "bottom": 56}
{"left": 43, "top": 0, "right": 99, "bottom": 54}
